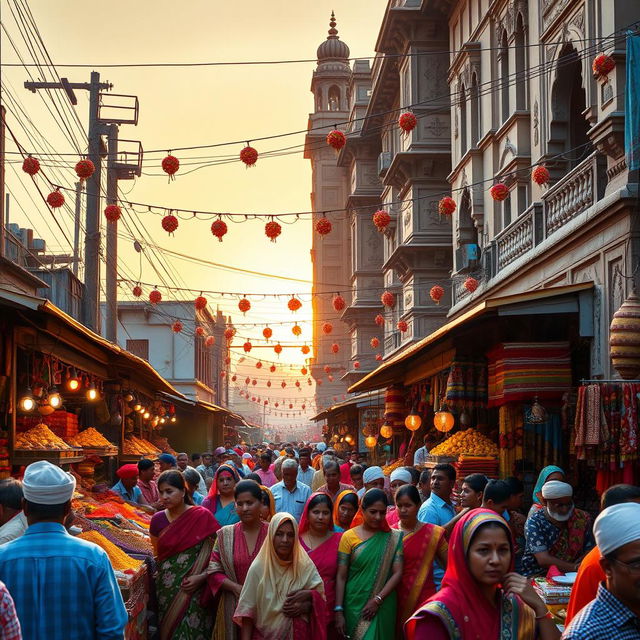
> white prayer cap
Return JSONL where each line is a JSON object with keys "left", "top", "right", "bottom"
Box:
{"left": 595, "top": 502, "right": 640, "bottom": 556}
{"left": 541, "top": 480, "right": 573, "bottom": 500}
{"left": 363, "top": 466, "right": 384, "bottom": 483}
{"left": 316, "top": 442, "right": 327, "bottom": 452}
{"left": 390, "top": 468, "right": 412, "bottom": 484}
{"left": 23, "top": 460, "right": 76, "bottom": 505}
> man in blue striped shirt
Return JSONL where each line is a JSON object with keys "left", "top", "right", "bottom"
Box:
{"left": 271, "top": 458, "right": 311, "bottom": 521}
{"left": 0, "top": 460, "right": 127, "bottom": 639}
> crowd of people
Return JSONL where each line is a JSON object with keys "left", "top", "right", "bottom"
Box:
{"left": 0, "top": 441, "right": 637, "bottom": 638}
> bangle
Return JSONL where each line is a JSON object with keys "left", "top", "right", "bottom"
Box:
{"left": 535, "top": 610, "right": 552, "bottom": 621}
{"left": 374, "top": 595, "right": 383, "bottom": 605}
{"left": 334, "top": 605, "right": 344, "bottom": 612}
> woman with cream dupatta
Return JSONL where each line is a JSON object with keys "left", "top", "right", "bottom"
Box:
{"left": 234, "top": 512, "right": 326, "bottom": 640}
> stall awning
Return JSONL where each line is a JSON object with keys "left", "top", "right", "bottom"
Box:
{"left": 311, "top": 390, "right": 383, "bottom": 422}
{"left": 348, "top": 282, "right": 594, "bottom": 394}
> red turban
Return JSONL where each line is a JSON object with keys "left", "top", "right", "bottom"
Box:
{"left": 116, "top": 464, "right": 139, "bottom": 480}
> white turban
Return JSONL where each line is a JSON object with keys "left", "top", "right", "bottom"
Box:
{"left": 23, "top": 460, "right": 76, "bottom": 505}
{"left": 541, "top": 480, "right": 573, "bottom": 499}
{"left": 363, "top": 466, "right": 384, "bottom": 484}
{"left": 390, "top": 468, "right": 412, "bottom": 484}
{"left": 595, "top": 502, "right": 640, "bottom": 556}
{"left": 316, "top": 442, "right": 327, "bottom": 452}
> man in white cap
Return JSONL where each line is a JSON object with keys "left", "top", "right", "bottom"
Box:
{"left": 357, "top": 465, "right": 386, "bottom": 498}
{"left": 562, "top": 502, "right": 640, "bottom": 639}
{"left": 0, "top": 460, "right": 127, "bottom": 639}
{"left": 521, "top": 480, "right": 594, "bottom": 576}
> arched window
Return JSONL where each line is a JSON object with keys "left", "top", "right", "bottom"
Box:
{"left": 514, "top": 13, "right": 527, "bottom": 110}
{"left": 456, "top": 188, "right": 478, "bottom": 248}
{"left": 499, "top": 30, "right": 509, "bottom": 124}
{"left": 460, "top": 84, "right": 468, "bottom": 156}
{"left": 328, "top": 85, "right": 341, "bottom": 111}
{"left": 470, "top": 73, "right": 480, "bottom": 146}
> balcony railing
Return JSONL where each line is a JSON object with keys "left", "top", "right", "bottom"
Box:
{"left": 494, "top": 203, "right": 542, "bottom": 271}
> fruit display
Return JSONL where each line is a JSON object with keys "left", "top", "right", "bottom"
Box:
{"left": 122, "top": 436, "right": 162, "bottom": 456}
{"left": 15, "top": 423, "right": 75, "bottom": 450}
{"left": 383, "top": 459, "right": 404, "bottom": 476}
{"left": 78, "top": 530, "right": 142, "bottom": 572}
{"left": 68, "top": 427, "right": 115, "bottom": 449}
{"left": 430, "top": 428, "right": 498, "bottom": 457}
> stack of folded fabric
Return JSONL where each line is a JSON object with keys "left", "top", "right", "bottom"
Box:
{"left": 454, "top": 455, "right": 499, "bottom": 479}
{"left": 532, "top": 578, "right": 572, "bottom": 605}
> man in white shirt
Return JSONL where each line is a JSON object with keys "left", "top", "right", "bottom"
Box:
{"left": 0, "top": 479, "right": 27, "bottom": 545}
{"left": 297, "top": 448, "right": 314, "bottom": 488}
{"left": 413, "top": 434, "right": 434, "bottom": 466}
{"left": 271, "top": 459, "right": 311, "bottom": 521}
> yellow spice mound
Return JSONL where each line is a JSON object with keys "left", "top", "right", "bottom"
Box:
{"left": 78, "top": 530, "right": 142, "bottom": 572}
{"left": 430, "top": 428, "right": 498, "bottom": 457}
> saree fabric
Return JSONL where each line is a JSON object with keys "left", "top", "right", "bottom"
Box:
{"left": 233, "top": 512, "right": 326, "bottom": 640}
{"left": 405, "top": 510, "right": 536, "bottom": 640}
{"left": 155, "top": 506, "right": 218, "bottom": 640}
{"left": 204, "top": 521, "right": 269, "bottom": 640}
{"left": 202, "top": 464, "right": 241, "bottom": 528}
{"left": 338, "top": 527, "right": 403, "bottom": 640}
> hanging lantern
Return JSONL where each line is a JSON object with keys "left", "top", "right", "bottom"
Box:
{"left": 490, "top": 183, "right": 509, "bottom": 201}
{"left": 370, "top": 337, "right": 380, "bottom": 349}
{"left": 292, "top": 324, "right": 302, "bottom": 337}
{"left": 430, "top": 285, "right": 445, "bottom": 304}
{"left": 397, "top": 320, "right": 408, "bottom": 333}
{"left": 532, "top": 165, "right": 550, "bottom": 186}
{"left": 288, "top": 297, "right": 302, "bottom": 312}
{"left": 434, "top": 405, "right": 455, "bottom": 432}
{"left": 266, "top": 380, "right": 271, "bottom": 387}
{"left": 365, "top": 435, "right": 377, "bottom": 448}
{"left": 281, "top": 381, "right": 287, "bottom": 388}
{"left": 405, "top": 408, "right": 422, "bottom": 431}
{"left": 301, "top": 345, "right": 310, "bottom": 355}
{"left": 315, "top": 217, "right": 332, "bottom": 236}
{"left": 195, "top": 326, "right": 205, "bottom": 337}
{"left": 104, "top": 204, "right": 122, "bottom": 222}
{"left": 238, "top": 298, "right": 251, "bottom": 314}
{"left": 326, "top": 129, "right": 346, "bottom": 151}
{"left": 75, "top": 158, "right": 95, "bottom": 180}
{"left": 47, "top": 190, "right": 65, "bottom": 208}
{"left": 438, "top": 196, "right": 457, "bottom": 216}
{"left": 324, "top": 365, "right": 331, "bottom": 374}
{"left": 331, "top": 343, "right": 339, "bottom": 354}
{"left": 240, "top": 145, "right": 258, "bottom": 167}
{"left": 270, "top": 365, "right": 276, "bottom": 373}
{"left": 275, "top": 402, "right": 279, "bottom": 407}
{"left": 149, "top": 289, "right": 162, "bottom": 304}
{"left": 252, "top": 379, "right": 257, "bottom": 386}
{"left": 172, "top": 321, "right": 183, "bottom": 333}
{"left": 322, "top": 322, "right": 333, "bottom": 334}
{"left": 161, "top": 214, "right": 179, "bottom": 234}
{"left": 353, "top": 361, "right": 360, "bottom": 369}
{"left": 221, "top": 371, "right": 227, "bottom": 379}
{"left": 245, "top": 377, "right": 251, "bottom": 385}
{"left": 205, "top": 335, "right": 215, "bottom": 348}
{"left": 243, "top": 341, "right": 252, "bottom": 353}
{"left": 211, "top": 219, "right": 228, "bottom": 241}
{"left": 262, "top": 327, "right": 273, "bottom": 340}
{"left": 224, "top": 328, "right": 236, "bottom": 341}
{"left": 592, "top": 53, "right": 615, "bottom": 77}
{"left": 398, "top": 112, "right": 417, "bottom": 133}
{"left": 289, "top": 403, "right": 294, "bottom": 409}
{"left": 225, "top": 356, "right": 231, "bottom": 364}
{"left": 373, "top": 209, "right": 391, "bottom": 232}
{"left": 381, "top": 291, "right": 395, "bottom": 308}
{"left": 464, "top": 277, "right": 479, "bottom": 293}
{"left": 265, "top": 221, "right": 282, "bottom": 242}
{"left": 22, "top": 156, "right": 40, "bottom": 176}
{"left": 256, "top": 361, "right": 263, "bottom": 369}
{"left": 194, "top": 295, "right": 207, "bottom": 310}
{"left": 380, "top": 423, "right": 393, "bottom": 439}
{"left": 295, "top": 381, "right": 301, "bottom": 388}
{"left": 376, "top": 353, "right": 383, "bottom": 361}
{"left": 132, "top": 284, "right": 143, "bottom": 298}
{"left": 162, "top": 154, "right": 180, "bottom": 178}
{"left": 301, "top": 366, "right": 308, "bottom": 375}
{"left": 375, "top": 314, "right": 384, "bottom": 327}
{"left": 274, "top": 343, "right": 283, "bottom": 355}
{"left": 610, "top": 290, "right": 640, "bottom": 379}
{"left": 332, "top": 294, "right": 346, "bottom": 312}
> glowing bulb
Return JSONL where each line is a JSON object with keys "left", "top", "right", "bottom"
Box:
{"left": 365, "top": 435, "right": 377, "bottom": 448}
{"left": 48, "top": 387, "right": 62, "bottom": 409}
{"left": 19, "top": 389, "right": 35, "bottom": 413}
{"left": 67, "top": 378, "right": 80, "bottom": 392}
{"left": 405, "top": 412, "right": 422, "bottom": 431}
{"left": 143, "top": 411, "right": 150, "bottom": 420}
{"left": 170, "top": 416, "right": 177, "bottom": 423}
{"left": 133, "top": 403, "right": 142, "bottom": 411}
{"left": 160, "top": 417, "right": 166, "bottom": 424}
{"left": 434, "top": 408, "right": 455, "bottom": 432}
{"left": 380, "top": 424, "right": 393, "bottom": 438}
{"left": 87, "top": 387, "right": 98, "bottom": 401}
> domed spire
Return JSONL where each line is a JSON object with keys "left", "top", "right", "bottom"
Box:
{"left": 328, "top": 11, "right": 338, "bottom": 38}
{"left": 317, "top": 11, "right": 350, "bottom": 63}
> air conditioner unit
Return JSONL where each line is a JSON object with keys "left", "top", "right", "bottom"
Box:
{"left": 377, "top": 152, "right": 392, "bottom": 176}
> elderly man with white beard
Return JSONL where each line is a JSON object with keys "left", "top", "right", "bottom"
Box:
{"left": 521, "top": 480, "right": 595, "bottom": 576}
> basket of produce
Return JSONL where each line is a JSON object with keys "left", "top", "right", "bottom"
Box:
{"left": 430, "top": 428, "right": 498, "bottom": 458}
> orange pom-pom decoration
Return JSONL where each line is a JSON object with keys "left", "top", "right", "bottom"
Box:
{"left": 75, "top": 159, "right": 95, "bottom": 180}
{"left": 301, "top": 367, "right": 308, "bottom": 375}
{"left": 331, "top": 343, "right": 340, "bottom": 354}
{"left": 438, "top": 196, "right": 456, "bottom": 216}
{"left": 243, "top": 341, "right": 252, "bottom": 353}
{"left": 430, "top": 285, "right": 445, "bottom": 304}
{"left": 376, "top": 353, "right": 383, "bottom": 361}
{"left": 292, "top": 324, "right": 302, "bottom": 337}
{"left": 397, "top": 320, "right": 408, "bottom": 332}
{"left": 172, "top": 321, "right": 183, "bottom": 333}
{"left": 238, "top": 298, "right": 251, "bottom": 314}
{"left": 270, "top": 365, "right": 276, "bottom": 372}
{"left": 149, "top": 289, "right": 162, "bottom": 304}
{"left": 532, "top": 165, "right": 550, "bottom": 186}
{"left": 373, "top": 209, "right": 391, "bottom": 232}
{"left": 274, "top": 344, "right": 283, "bottom": 355}
{"left": 256, "top": 361, "right": 263, "bottom": 369}
{"left": 262, "top": 327, "right": 273, "bottom": 340}
{"left": 326, "top": 129, "right": 346, "bottom": 151}
{"left": 332, "top": 294, "right": 346, "bottom": 312}
{"left": 162, "top": 154, "right": 179, "bottom": 177}
{"left": 288, "top": 297, "right": 302, "bottom": 312}
{"left": 375, "top": 314, "right": 384, "bottom": 327}
{"left": 398, "top": 112, "right": 417, "bottom": 133}
{"left": 322, "top": 322, "right": 333, "bottom": 335}
{"left": 464, "top": 277, "right": 479, "bottom": 293}
{"left": 194, "top": 295, "right": 207, "bottom": 310}
{"left": 211, "top": 219, "right": 228, "bottom": 241}
{"left": 161, "top": 214, "right": 179, "bottom": 234}
{"left": 47, "top": 190, "right": 65, "bottom": 208}
{"left": 354, "top": 361, "right": 361, "bottom": 369}
{"left": 245, "top": 377, "right": 251, "bottom": 385}
{"left": 224, "top": 328, "right": 236, "bottom": 341}
{"left": 265, "top": 221, "right": 282, "bottom": 242}
{"left": 301, "top": 345, "right": 310, "bottom": 355}
{"left": 132, "top": 285, "right": 143, "bottom": 298}
{"left": 490, "top": 183, "right": 509, "bottom": 201}
{"left": 592, "top": 53, "right": 615, "bottom": 77}
{"left": 22, "top": 156, "right": 40, "bottom": 176}
{"left": 381, "top": 291, "right": 395, "bottom": 308}
{"left": 370, "top": 337, "right": 380, "bottom": 349}
{"left": 195, "top": 326, "right": 205, "bottom": 337}
{"left": 104, "top": 204, "right": 122, "bottom": 222}
{"left": 316, "top": 217, "right": 332, "bottom": 236}
{"left": 240, "top": 146, "right": 258, "bottom": 167}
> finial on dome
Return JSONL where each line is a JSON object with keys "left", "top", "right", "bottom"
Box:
{"left": 328, "top": 11, "right": 338, "bottom": 39}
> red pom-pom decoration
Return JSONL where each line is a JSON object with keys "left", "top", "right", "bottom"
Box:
{"left": 354, "top": 361, "right": 361, "bottom": 369}
{"left": 532, "top": 165, "right": 550, "bottom": 186}
{"left": 270, "top": 365, "right": 276, "bottom": 372}
{"left": 274, "top": 344, "right": 283, "bottom": 355}
{"left": 132, "top": 285, "right": 143, "bottom": 298}
{"left": 238, "top": 298, "right": 251, "bottom": 314}
{"left": 243, "top": 341, "right": 252, "bottom": 353}
{"left": 324, "top": 365, "right": 331, "bottom": 374}
{"left": 262, "top": 327, "right": 273, "bottom": 340}
{"left": 332, "top": 294, "right": 346, "bottom": 312}
{"left": 292, "top": 324, "right": 302, "bottom": 337}
{"left": 104, "top": 204, "right": 122, "bottom": 222}
{"left": 211, "top": 219, "right": 228, "bottom": 242}
{"left": 381, "top": 291, "right": 395, "bottom": 308}
{"left": 490, "top": 183, "right": 509, "bottom": 201}
{"left": 195, "top": 326, "right": 205, "bottom": 337}
{"left": 438, "top": 196, "right": 456, "bottom": 216}
{"left": 375, "top": 314, "right": 384, "bottom": 327}
{"left": 281, "top": 381, "right": 287, "bottom": 388}
{"left": 316, "top": 217, "right": 332, "bottom": 236}
{"left": 256, "top": 361, "right": 263, "bottom": 369}
{"left": 149, "top": 289, "right": 162, "bottom": 304}
{"left": 225, "top": 356, "right": 231, "bottom": 364}
{"left": 22, "top": 156, "right": 40, "bottom": 176}
{"left": 397, "top": 320, "right": 408, "bottom": 332}
{"left": 205, "top": 336, "right": 215, "bottom": 348}
{"left": 464, "top": 277, "right": 479, "bottom": 293}
{"left": 161, "top": 214, "right": 179, "bottom": 234}
{"left": 162, "top": 154, "right": 179, "bottom": 177}
{"left": 240, "top": 146, "right": 258, "bottom": 167}
{"left": 75, "top": 159, "right": 95, "bottom": 180}
{"left": 398, "top": 112, "right": 417, "bottom": 133}
{"left": 592, "top": 53, "right": 615, "bottom": 77}
{"left": 430, "top": 285, "right": 445, "bottom": 304}
{"left": 322, "top": 322, "right": 333, "bottom": 335}
{"left": 331, "top": 343, "right": 340, "bottom": 354}
{"left": 288, "top": 297, "right": 302, "bottom": 312}
{"left": 224, "top": 328, "right": 236, "bottom": 341}
{"left": 326, "top": 130, "right": 346, "bottom": 151}
{"left": 267, "top": 381, "right": 271, "bottom": 387}
{"left": 370, "top": 337, "right": 380, "bottom": 349}
{"left": 194, "top": 295, "right": 207, "bottom": 310}
{"left": 265, "top": 221, "right": 282, "bottom": 242}
{"left": 47, "top": 190, "right": 65, "bottom": 208}
{"left": 376, "top": 353, "right": 383, "bottom": 361}
{"left": 301, "top": 366, "right": 308, "bottom": 375}
{"left": 301, "top": 345, "right": 310, "bottom": 355}
{"left": 373, "top": 209, "right": 391, "bottom": 232}
{"left": 172, "top": 321, "right": 183, "bottom": 333}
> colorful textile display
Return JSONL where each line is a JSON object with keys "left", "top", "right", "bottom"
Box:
{"left": 384, "top": 385, "right": 406, "bottom": 428}
{"left": 524, "top": 413, "right": 563, "bottom": 470}
{"left": 445, "top": 358, "right": 487, "bottom": 409}
{"left": 487, "top": 343, "right": 572, "bottom": 408}
{"left": 499, "top": 405, "right": 524, "bottom": 477}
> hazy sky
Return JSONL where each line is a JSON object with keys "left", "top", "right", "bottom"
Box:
{"left": 2, "top": 0, "right": 388, "bottom": 425}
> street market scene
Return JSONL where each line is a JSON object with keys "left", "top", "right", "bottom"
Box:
{"left": 1, "top": 0, "right": 640, "bottom": 638}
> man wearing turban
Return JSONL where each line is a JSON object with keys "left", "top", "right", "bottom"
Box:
{"left": 112, "top": 464, "right": 153, "bottom": 513}
{"left": 521, "top": 480, "right": 594, "bottom": 576}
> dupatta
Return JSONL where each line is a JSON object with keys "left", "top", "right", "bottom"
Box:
{"left": 404, "top": 510, "right": 536, "bottom": 640}
{"left": 531, "top": 465, "right": 564, "bottom": 506}
{"left": 202, "top": 464, "right": 241, "bottom": 527}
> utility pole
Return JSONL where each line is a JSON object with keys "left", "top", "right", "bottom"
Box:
{"left": 105, "top": 124, "right": 119, "bottom": 342}
{"left": 73, "top": 182, "right": 82, "bottom": 278}
{"left": 0, "top": 106, "right": 6, "bottom": 259}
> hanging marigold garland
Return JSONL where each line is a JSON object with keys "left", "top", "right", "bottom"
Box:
{"left": 315, "top": 217, "right": 332, "bottom": 236}
{"left": 22, "top": 156, "right": 40, "bottom": 176}
{"left": 288, "top": 297, "right": 302, "bottom": 312}
{"left": 370, "top": 337, "right": 380, "bottom": 349}
{"left": 532, "top": 165, "right": 550, "bottom": 186}
{"left": 104, "top": 204, "right": 122, "bottom": 222}
{"left": 397, "top": 320, "right": 408, "bottom": 333}
{"left": 326, "top": 129, "right": 346, "bottom": 151}
{"left": 464, "top": 277, "right": 479, "bottom": 293}
{"left": 265, "top": 220, "right": 282, "bottom": 242}
{"left": 490, "top": 183, "right": 509, "bottom": 201}
{"left": 75, "top": 158, "right": 95, "bottom": 180}
{"left": 171, "top": 321, "right": 183, "bottom": 333}
{"left": 430, "top": 285, "right": 445, "bottom": 304}
{"left": 211, "top": 219, "right": 228, "bottom": 241}
{"left": 238, "top": 298, "right": 251, "bottom": 314}
{"left": 438, "top": 196, "right": 456, "bottom": 216}
{"left": 373, "top": 209, "right": 391, "bottom": 232}
{"left": 161, "top": 214, "right": 179, "bottom": 235}
{"left": 381, "top": 291, "right": 395, "bottom": 308}
{"left": 375, "top": 314, "right": 384, "bottom": 327}
{"left": 322, "top": 322, "right": 333, "bottom": 334}
{"left": 194, "top": 295, "right": 207, "bottom": 310}
{"left": 240, "top": 145, "right": 259, "bottom": 167}
{"left": 332, "top": 294, "right": 346, "bottom": 312}
{"left": 47, "top": 190, "right": 65, "bottom": 208}
{"left": 149, "top": 289, "right": 162, "bottom": 304}
{"left": 398, "top": 112, "right": 417, "bottom": 134}
{"left": 161, "top": 154, "right": 180, "bottom": 180}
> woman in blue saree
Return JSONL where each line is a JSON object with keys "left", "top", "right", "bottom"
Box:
{"left": 202, "top": 464, "right": 241, "bottom": 529}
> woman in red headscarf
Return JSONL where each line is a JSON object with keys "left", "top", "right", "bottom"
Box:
{"left": 201, "top": 463, "right": 241, "bottom": 529}
{"left": 404, "top": 509, "right": 561, "bottom": 640}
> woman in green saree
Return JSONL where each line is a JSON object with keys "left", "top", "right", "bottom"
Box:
{"left": 334, "top": 488, "right": 403, "bottom": 640}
